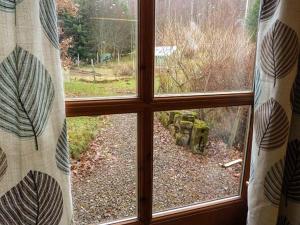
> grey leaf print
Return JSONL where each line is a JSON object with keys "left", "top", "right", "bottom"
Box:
{"left": 260, "top": 20, "right": 299, "bottom": 86}
{"left": 260, "top": 0, "right": 280, "bottom": 21}
{"left": 254, "top": 98, "right": 289, "bottom": 155}
{"left": 39, "top": 0, "right": 59, "bottom": 49}
{"left": 254, "top": 69, "right": 262, "bottom": 106}
{"left": 56, "top": 120, "right": 70, "bottom": 174}
{"left": 264, "top": 159, "right": 284, "bottom": 206}
{"left": 0, "top": 171, "right": 63, "bottom": 225}
{"left": 0, "top": 0, "right": 23, "bottom": 12}
{"left": 0, "top": 148, "right": 7, "bottom": 181}
{"left": 0, "top": 46, "right": 55, "bottom": 150}
{"left": 283, "top": 139, "right": 300, "bottom": 204}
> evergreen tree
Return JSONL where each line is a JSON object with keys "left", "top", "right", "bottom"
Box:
{"left": 59, "top": 0, "right": 134, "bottom": 62}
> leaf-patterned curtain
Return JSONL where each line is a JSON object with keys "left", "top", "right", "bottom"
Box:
{"left": 248, "top": 0, "right": 300, "bottom": 224}
{"left": 0, "top": 0, "right": 72, "bottom": 224}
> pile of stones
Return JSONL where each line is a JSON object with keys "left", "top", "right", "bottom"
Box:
{"left": 158, "top": 111, "right": 209, "bottom": 155}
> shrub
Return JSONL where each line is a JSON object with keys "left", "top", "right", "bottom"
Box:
{"left": 113, "top": 63, "right": 134, "bottom": 77}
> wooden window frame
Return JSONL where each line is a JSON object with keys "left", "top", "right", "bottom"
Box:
{"left": 65, "top": 1, "right": 254, "bottom": 225}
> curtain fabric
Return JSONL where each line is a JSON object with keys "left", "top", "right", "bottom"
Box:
{"left": 0, "top": 0, "right": 72, "bottom": 224}
{"left": 248, "top": 0, "right": 300, "bottom": 224}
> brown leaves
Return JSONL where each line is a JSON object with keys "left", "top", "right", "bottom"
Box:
{"left": 56, "top": 0, "right": 78, "bottom": 16}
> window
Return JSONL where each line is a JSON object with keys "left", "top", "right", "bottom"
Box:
{"left": 60, "top": 0, "right": 257, "bottom": 224}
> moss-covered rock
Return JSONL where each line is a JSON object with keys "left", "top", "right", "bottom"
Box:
{"left": 182, "top": 113, "right": 196, "bottom": 123}
{"left": 175, "top": 133, "right": 190, "bottom": 146}
{"left": 159, "top": 111, "right": 170, "bottom": 128}
{"left": 174, "top": 113, "right": 183, "bottom": 132}
{"left": 168, "top": 124, "right": 176, "bottom": 137}
{"left": 169, "top": 111, "right": 181, "bottom": 124}
{"left": 180, "top": 120, "right": 194, "bottom": 130}
{"left": 190, "top": 120, "right": 209, "bottom": 155}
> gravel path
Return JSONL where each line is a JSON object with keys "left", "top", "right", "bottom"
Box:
{"left": 72, "top": 114, "right": 243, "bottom": 225}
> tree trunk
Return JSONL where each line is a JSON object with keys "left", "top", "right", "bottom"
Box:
{"left": 228, "top": 107, "right": 242, "bottom": 148}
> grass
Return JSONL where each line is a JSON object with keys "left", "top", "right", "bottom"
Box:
{"left": 64, "top": 78, "right": 136, "bottom": 98}
{"left": 67, "top": 116, "right": 106, "bottom": 159}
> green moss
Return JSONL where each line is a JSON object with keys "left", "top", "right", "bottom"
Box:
{"left": 174, "top": 113, "right": 183, "bottom": 124}
{"left": 179, "top": 120, "right": 194, "bottom": 130}
{"left": 169, "top": 111, "right": 181, "bottom": 124}
{"left": 193, "top": 119, "right": 209, "bottom": 130}
{"left": 182, "top": 111, "right": 197, "bottom": 122}
{"left": 159, "top": 112, "right": 170, "bottom": 128}
{"left": 190, "top": 119, "right": 209, "bottom": 155}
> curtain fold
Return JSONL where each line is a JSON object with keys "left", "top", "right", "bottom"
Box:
{"left": 248, "top": 0, "right": 300, "bottom": 224}
{"left": 0, "top": 0, "right": 72, "bottom": 224}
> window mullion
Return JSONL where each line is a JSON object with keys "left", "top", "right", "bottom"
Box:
{"left": 138, "top": 0, "right": 155, "bottom": 224}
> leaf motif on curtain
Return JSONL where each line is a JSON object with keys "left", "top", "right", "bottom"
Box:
{"left": 0, "top": 171, "right": 63, "bottom": 225}
{"left": 254, "top": 98, "right": 289, "bottom": 155}
{"left": 283, "top": 139, "right": 300, "bottom": 204}
{"left": 277, "top": 216, "right": 292, "bottom": 225}
{"left": 0, "top": 148, "right": 7, "bottom": 181}
{"left": 56, "top": 120, "right": 70, "bottom": 174}
{"left": 264, "top": 159, "right": 284, "bottom": 206}
{"left": 0, "top": 46, "right": 55, "bottom": 150}
{"left": 254, "top": 69, "right": 262, "bottom": 106}
{"left": 260, "top": 20, "right": 299, "bottom": 87}
{"left": 39, "top": 0, "right": 59, "bottom": 49}
{"left": 260, "top": 0, "right": 280, "bottom": 21}
{"left": 0, "top": 0, "right": 23, "bottom": 12}
{"left": 291, "top": 56, "right": 300, "bottom": 114}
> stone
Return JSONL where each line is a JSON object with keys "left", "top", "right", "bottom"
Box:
{"left": 174, "top": 113, "right": 183, "bottom": 133}
{"left": 159, "top": 111, "right": 170, "bottom": 128}
{"left": 182, "top": 113, "right": 196, "bottom": 123}
{"left": 179, "top": 120, "right": 194, "bottom": 130}
{"left": 168, "top": 124, "right": 176, "bottom": 137}
{"left": 169, "top": 111, "right": 181, "bottom": 124}
{"left": 176, "top": 133, "right": 190, "bottom": 146}
{"left": 190, "top": 119, "right": 209, "bottom": 155}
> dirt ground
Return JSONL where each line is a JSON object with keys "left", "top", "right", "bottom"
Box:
{"left": 71, "top": 114, "right": 244, "bottom": 225}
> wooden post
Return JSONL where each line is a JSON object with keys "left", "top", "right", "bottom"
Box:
{"left": 228, "top": 107, "right": 242, "bottom": 148}
{"left": 91, "top": 59, "right": 96, "bottom": 83}
{"left": 77, "top": 53, "right": 80, "bottom": 68}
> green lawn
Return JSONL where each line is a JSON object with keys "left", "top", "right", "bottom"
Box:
{"left": 67, "top": 116, "right": 106, "bottom": 159}
{"left": 64, "top": 78, "right": 136, "bottom": 98}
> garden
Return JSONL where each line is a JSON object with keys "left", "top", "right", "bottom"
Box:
{"left": 57, "top": 0, "right": 259, "bottom": 224}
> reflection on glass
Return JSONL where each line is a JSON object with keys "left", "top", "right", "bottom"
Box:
{"left": 58, "top": 0, "right": 138, "bottom": 98}
{"left": 68, "top": 114, "right": 137, "bottom": 224}
{"left": 153, "top": 107, "right": 250, "bottom": 213}
{"left": 155, "top": 0, "right": 258, "bottom": 95}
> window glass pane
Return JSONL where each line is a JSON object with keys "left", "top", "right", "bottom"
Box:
{"left": 58, "top": 0, "right": 138, "bottom": 98}
{"left": 68, "top": 114, "right": 137, "bottom": 224}
{"left": 155, "top": 0, "right": 258, "bottom": 95}
{"left": 153, "top": 107, "right": 250, "bottom": 213}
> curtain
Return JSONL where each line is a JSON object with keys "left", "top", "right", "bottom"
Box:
{"left": 0, "top": 0, "right": 72, "bottom": 224}
{"left": 248, "top": 0, "right": 300, "bottom": 224}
